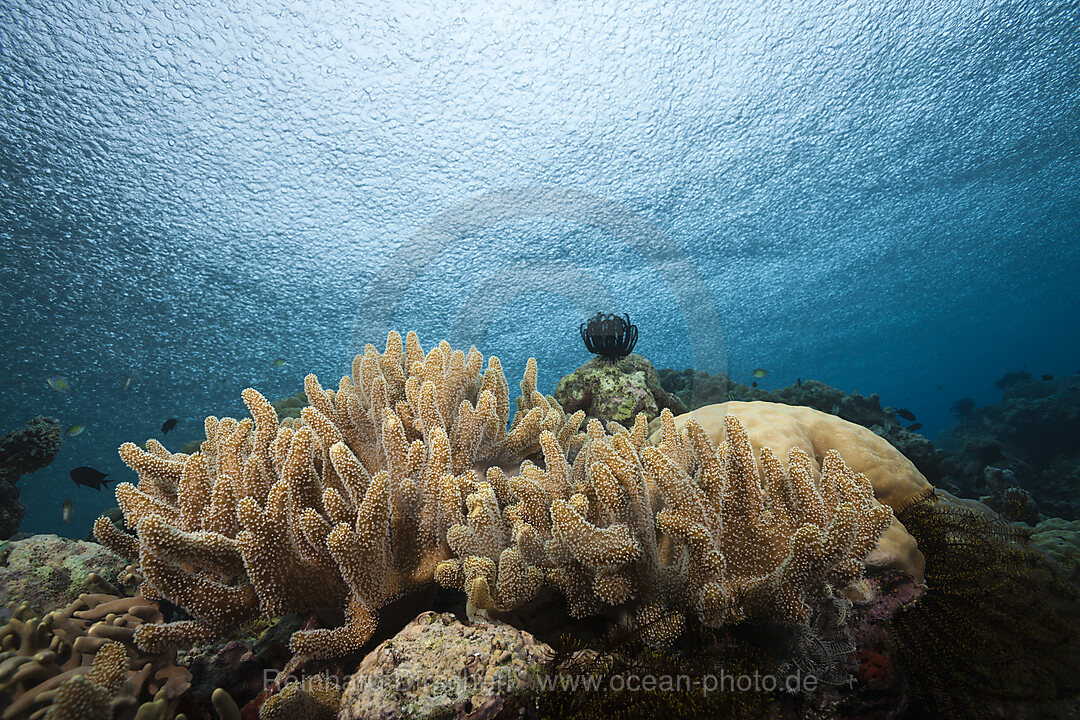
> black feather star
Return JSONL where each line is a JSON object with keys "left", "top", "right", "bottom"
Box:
{"left": 579, "top": 312, "right": 638, "bottom": 360}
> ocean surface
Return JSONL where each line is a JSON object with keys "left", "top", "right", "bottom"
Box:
{"left": 2, "top": 0, "right": 1078, "bottom": 536}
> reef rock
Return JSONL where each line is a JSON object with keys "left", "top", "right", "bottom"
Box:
{"left": 555, "top": 353, "right": 686, "bottom": 426}
{"left": 657, "top": 370, "right": 955, "bottom": 488}
{"left": 338, "top": 611, "right": 551, "bottom": 720}
{"left": 0, "top": 416, "right": 62, "bottom": 538}
{"left": 0, "top": 533, "right": 126, "bottom": 613}
{"left": 1027, "top": 517, "right": 1080, "bottom": 574}
{"left": 937, "top": 371, "right": 1080, "bottom": 519}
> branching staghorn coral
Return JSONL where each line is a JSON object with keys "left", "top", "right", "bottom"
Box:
{"left": 99, "top": 333, "right": 892, "bottom": 658}
{"left": 98, "top": 332, "right": 585, "bottom": 657}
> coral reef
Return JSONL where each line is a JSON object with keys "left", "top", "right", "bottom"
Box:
{"left": 517, "top": 569, "right": 921, "bottom": 720}
{"left": 271, "top": 391, "right": 308, "bottom": 421}
{"left": 937, "top": 370, "right": 1080, "bottom": 519}
{"left": 99, "top": 332, "right": 585, "bottom": 657}
{"left": 553, "top": 353, "right": 687, "bottom": 426}
{"left": 1027, "top": 517, "right": 1080, "bottom": 575}
{"left": 261, "top": 674, "right": 341, "bottom": 720}
{"left": 888, "top": 491, "right": 1080, "bottom": 720}
{"left": 435, "top": 406, "right": 893, "bottom": 648}
{"left": 657, "top": 370, "right": 950, "bottom": 489}
{"left": 100, "top": 333, "right": 896, "bottom": 663}
{"left": 0, "top": 578, "right": 190, "bottom": 720}
{"left": 337, "top": 611, "right": 548, "bottom": 720}
{"left": 652, "top": 402, "right": 929, "bottom": 582}
{"left": 0, "top": 416, "right": 62, "bottom": 539}
{"left": 0, "top": 534, "right": 127, "bottom": 614}
{"left": 44, "top": 641, "right": 128, "bottom": 720}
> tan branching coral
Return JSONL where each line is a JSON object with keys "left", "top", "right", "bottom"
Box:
{"left": 100, "top": 332, "right": 585, "bottom": 657}
{"left": 436, "top": 410, "right": 893, "bottom": 646}
{"left": 100, "top": 333, "right": 894, "bottom": 658}
{"left": 260, "top": 675, "right": 342, "bottom": 720}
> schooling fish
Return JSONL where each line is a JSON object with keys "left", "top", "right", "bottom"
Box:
{"left": 161, "top": 418, "right": 178, "bottom": 434}
{"left": 896, "top": 408, "right": 916, "bottom": 422}
{"left": 61, "top": 498, "right": 73, "bottom": 524}
{"left": 47, "top": 376, "right": 70, "bottom": 393}
{"left": 907, "top": 423, "right": 923, "bottom": 431}
{"left": 751, "top": 368, "right": 768, "bottom": 379}
{"left": 70, "top": 466, "right": 110, "bottom": 491}
{"left": 66, "top": 425, "right": 85, "bottom": 436}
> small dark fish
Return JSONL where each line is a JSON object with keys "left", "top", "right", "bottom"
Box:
{"left": 1041, "top": 374, "right": 1053, "bottom": 381}
{"left": 61, "top": 498, "right": 73, "bottom": 524}
{"left": 907, "top": 423, "right": 923, "bottom": 431}
{"left": 161, "top": 418, "right": 178, "bottom": 434}
{"left": 751, "top": 381, "right": 759, "bottom": 388}
{"left": 70, "top": 466, "right": 110, "bottom": 491}
{"left": 796, "top": 378, "right": 802, "bottom": 386}
{"left": 936, "top": 385, "right": 943, "bottom": 390}
{"left": 896, "top": 408, "right": 916, "bottom": 422}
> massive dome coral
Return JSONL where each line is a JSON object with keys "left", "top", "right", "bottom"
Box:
{"left": 96, "top": 333, "right": 896, "bottom": 657}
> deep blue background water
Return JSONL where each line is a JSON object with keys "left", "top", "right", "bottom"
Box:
{"left": 2, "top": 0, "right": 1078, "bottom": 535}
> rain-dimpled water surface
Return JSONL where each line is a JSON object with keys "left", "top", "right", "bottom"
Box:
{"left": 1, "top": 0, "right": 1078, "bottom": 533}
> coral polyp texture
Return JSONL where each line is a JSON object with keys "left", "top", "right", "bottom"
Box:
{"left": 98, "top": 333, "right": 895, "bottom": 658}
{"left": 437, "top": 410, "right": 893, "bottom": 646}
{"left": 98, "top": 332, "right": 585, "bottom": 657}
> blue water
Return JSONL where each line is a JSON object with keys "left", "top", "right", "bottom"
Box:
{"left": 2, "top": 0, "right": 1078, "bottom": 535}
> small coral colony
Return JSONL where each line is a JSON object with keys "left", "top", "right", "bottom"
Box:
{"left": 2, "top": 316, "right": 1077, "bottom": 720}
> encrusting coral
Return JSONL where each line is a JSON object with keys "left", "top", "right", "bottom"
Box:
{"left": 98, "top": 333, "right": 896, "bottom": 658}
